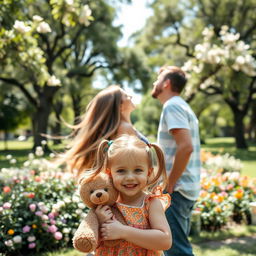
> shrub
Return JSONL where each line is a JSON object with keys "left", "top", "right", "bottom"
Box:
{"left": 0, "top": 151, "right": 86, "bottom": 255}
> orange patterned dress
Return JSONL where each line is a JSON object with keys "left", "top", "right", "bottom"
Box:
{"left": 95, "top": 189, "right": 171, "bottom": 256}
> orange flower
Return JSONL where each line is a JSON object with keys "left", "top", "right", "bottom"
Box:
{"left": 202, "top": 181, "right": 211, "bottom": 190}
{"left": 8, "top": 229, "right": 14, "bottom": 235}
{"left": 28, "top": 193, "right": 35, "bottom": 199}
{"left": 34, "top": 176, "right": 41, "bottom": 182}
{"left": 3, "top": 186, "right": 11, "bottom": 193}
{"left": 234, "top": 189, "right": 244, "bottom": 199}
{"left": 213, "top": 194, "right": 224, "bottom": 203}
{"left": 239, "top": 176, "right": 249, "bottom": 187}
{"left": 32, "top": 224, "right": 37, "bottom": 229}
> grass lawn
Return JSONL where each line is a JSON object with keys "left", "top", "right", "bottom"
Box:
{"left": 40, "top": 225, "right": 256, "bottom": 256}
{"left": 1, "top": 137, "right": 255, "bottom": 177}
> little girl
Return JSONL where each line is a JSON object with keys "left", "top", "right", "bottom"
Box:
{"left": 93, "top": 134, "right": 172, "bottom": 256}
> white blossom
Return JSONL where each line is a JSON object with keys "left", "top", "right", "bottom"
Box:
{"left": 79, "top": 5, "right": 92, "bottom": 26}
{"left": 37, "top": 21, "right": 52, "bottom": 33}
{"left": 27, "top": 236, "right": 36, "bottom": 242}
{"left": 5, "top": 240, "right": 13, "bottom": 247}
{"left": 13, "top": 21, "right": 31, "bottom": 33}
{"left": 33, "top": 15, "right": 43, "bottom": 22}
{"left": 47, "top": 75, "right": 61, "bottom": 86}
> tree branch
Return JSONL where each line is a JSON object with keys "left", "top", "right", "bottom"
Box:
{"left": 0, "top": 77, "right": 38, "bottom": 107}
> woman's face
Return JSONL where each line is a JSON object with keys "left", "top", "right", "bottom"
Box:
{"left": 120, "top": 90, "right": 136, "bottom": 114}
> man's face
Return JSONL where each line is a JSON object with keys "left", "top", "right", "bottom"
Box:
{"left": 151, "top": 71, "right": 166, "bottom": 99}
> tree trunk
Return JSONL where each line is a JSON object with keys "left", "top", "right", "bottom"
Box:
{"left": 233, "top": 110, "right": 248, "bottom": 149}
{"left": 32, "top": 86, "right": 59, "bottom": 151}
{"left": 52, "top": 100, "right": 63, "bottom": 145}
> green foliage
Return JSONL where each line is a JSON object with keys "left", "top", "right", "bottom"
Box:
{"left": 0, "top": 153, "right": 85, "bottom": 255}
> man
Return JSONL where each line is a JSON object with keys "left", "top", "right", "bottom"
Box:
{"left": 152, "top": 66, "right": 201, "bottom": 256}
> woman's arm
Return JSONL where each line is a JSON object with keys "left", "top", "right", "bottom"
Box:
{"left": 101, "top": 198, "right": 172, "bottom": 250}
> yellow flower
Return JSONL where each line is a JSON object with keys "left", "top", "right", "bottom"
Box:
{"left": 8, "top": 229, "right": 14, "bottom": 235}
{"left": 214, "top": 206, "right": 222, "bottom": 213}
{"left": 32, "top": 224, "right": 37, "bottom": 229}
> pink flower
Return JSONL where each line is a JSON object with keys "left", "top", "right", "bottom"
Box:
{"left": 22, "top": 225, "right": 31, "bottom": 233}
{"left": 48, "top": 212, "right": 55, "bottom": 219}
{"left": 50, "top": 219, "right": 56, "bottom": 225}
{"left": 29, "top": 204, "right": 36, "bottom": 212}
{"left": 3, "top": 202, "right": 11, "bottom": 209}
{"left": 28, "top": 242, "right": 36, "bottom": 249}
{"left": 54, "top": 231, "right": 63, "bottom": 240}
{"left": 47, "top": 225, "right": 57, "bottom": 233}
{"left": 35, "top": 211, "right": 43, "bottom": 216}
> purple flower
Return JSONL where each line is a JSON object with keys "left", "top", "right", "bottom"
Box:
{"left": 3, "top": 202, "right": 11, "bottom": 209}
{"left": 35, "top": 211, "right": 43, "bottom": 216}
{"left": 29, "top": 204, "right": 36, "bottom": 212}
{"left": 28, "top": 242, "right": 36, "bottom": 249}
{"left": 48, "top": 212, "right": 55, "bottom": 219}
{"left": 47, "top": 225, "right": 57, "bottom": 233}
{"left": 22, "top": 225, "right": 31, "bottom": 233}
{"left": 54, "top": 231, "right": 63, "bottom": 240}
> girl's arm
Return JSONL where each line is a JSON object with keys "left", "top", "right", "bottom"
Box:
{"left": 101, "top": 198, "right": 172, "bottom": 251}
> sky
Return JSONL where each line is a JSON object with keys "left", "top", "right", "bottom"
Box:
{"left": 114, "top": 0, "right": 153, "bottom": 47}
{"left": 94, "top": 1, "right": 153, "bottom": 104}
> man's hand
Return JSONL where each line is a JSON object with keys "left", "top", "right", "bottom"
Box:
{"left": 95, "top": 205, "right": 113, "bottom": 224}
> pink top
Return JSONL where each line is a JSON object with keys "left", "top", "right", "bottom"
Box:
{"left": 95, "top": 188, "right": 171, "bottom": 256}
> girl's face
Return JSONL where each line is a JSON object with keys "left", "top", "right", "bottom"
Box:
{"left": 120, "top": 90, "right": 135, "bottom": 114}
{"left": 109, "top": 149, "right": 149, "bottom": 203}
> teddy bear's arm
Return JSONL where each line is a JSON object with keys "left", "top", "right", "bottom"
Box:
{"left": 73, "top": 209, "right": 99, "bottom": 253}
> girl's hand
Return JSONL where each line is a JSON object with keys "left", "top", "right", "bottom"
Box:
{"left": 100, "top": 219, "right": 124, "bottom": 240}
{"left": 95, "top": 205, "right": 113, "bottom": 224}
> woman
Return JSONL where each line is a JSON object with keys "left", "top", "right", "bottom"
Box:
{"left": 61, "top": 85, "right": 137, "bottom": 180}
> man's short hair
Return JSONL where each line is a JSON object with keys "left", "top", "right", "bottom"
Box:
{"left": 160, "top": 66, "right": 187, "bottom": 93}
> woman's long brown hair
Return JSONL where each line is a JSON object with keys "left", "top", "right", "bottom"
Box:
{"left": 60, "top": 85, "right": 123, "bottom": 179}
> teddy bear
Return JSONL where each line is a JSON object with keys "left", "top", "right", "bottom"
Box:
{"left": 72, "top": 171, "right": 126, "bottom": 253}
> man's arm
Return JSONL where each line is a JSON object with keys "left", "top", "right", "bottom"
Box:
{"left": 167, "top": 128, "right": 193, "bottom": 194}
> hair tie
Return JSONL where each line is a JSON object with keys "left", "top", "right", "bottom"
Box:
{"left": 104, "top": 140, "right": 113, "bottom": 152}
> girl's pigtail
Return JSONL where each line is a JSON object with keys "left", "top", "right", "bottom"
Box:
{"left": 90, "top": 140, "right": 109, "bottom": 177}
{"left": 149, "top": 143, "right": 168, "bottom": 190}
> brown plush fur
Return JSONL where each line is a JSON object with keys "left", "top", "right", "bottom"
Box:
{"left": 73, "top": 172, "right": 126, "bottom": 253}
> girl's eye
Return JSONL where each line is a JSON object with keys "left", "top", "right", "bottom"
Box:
{"left": 135, "top": 168, "right": 143, "bottom": 173}
{"left": 116, "top": 169, "right": 125, "bottom": 173}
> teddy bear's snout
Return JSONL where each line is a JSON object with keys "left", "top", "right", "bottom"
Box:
{"left": 96, "top": 192, "right": 103, "bottom": 198}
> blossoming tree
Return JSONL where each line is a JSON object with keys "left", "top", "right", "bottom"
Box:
{"left": 0, "top": 0, "right": 125, "bottom": 149}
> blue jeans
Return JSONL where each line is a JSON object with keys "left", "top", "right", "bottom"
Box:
{"left": 164, "top": 191, "right": 195, "bottom": 256}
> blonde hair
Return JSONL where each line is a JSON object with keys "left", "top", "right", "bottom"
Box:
{"left": 60, "top": 85, "right": 123, "bottom": 179}
{"left": 92, "top": 135, "right": 168, "bottom": 191}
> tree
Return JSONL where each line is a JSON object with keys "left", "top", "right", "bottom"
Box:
{"left": 134, "top": 0, "right": 256, "bottom": 148}
{"left": 0, "top": 0, "right": 127, "bottom": 150}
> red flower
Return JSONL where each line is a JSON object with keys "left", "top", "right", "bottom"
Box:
{"left": 28, "top": 193, "right": 35, "bottom": 198}
{"left": 3, "top": 186, "right": 11, "bottom": 193}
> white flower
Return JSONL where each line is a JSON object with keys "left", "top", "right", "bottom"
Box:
{"left": 79, "top": 5, "right": 92, "bottom": 26}
{"left": 37, "top": 21, "right": 52, "bottom": 33}
{"left": 5, "top": 240, "right": 13, "bottom": 247}
{"left": 202, "top": 27, "right": 214, "bottom": 40}
{"left": 10, "top": 159, "right": 17, "bottom": 164}
{"left": 13, "top": 236, "right": 22, "bottom": 243}
{"left": 35, "top": 146, "right": 44, "bottom": 156}
{"left": 78, "top": 203, "right": 85, "bottom": 209}
{"left": 28, "top": 153, "right": 34, "bottom": 160}
{"left": 13, "top": 20, "right": 31, "bottom": 33}
{"left": 49, "top": 153, "right": 55, "bottom": 158}
{"left": 41, "top": 140, "right": 47, "bottom": 145}
{"left": 6, "top": 155, "right": 12, "bottom": 160}
{"left": 235, "top": 56, "right": 245, "bottom": 65}
{"left": 65, "top": 0, "right": 74, "bottom": 5}
{"left": 75, "top": 209, "right": 83, "bottom": 215}
{"left": 33, "top": 15, "right": 43, "bottom": 22}
{"left": 47, "top": 75, "right": 61, "bottom": 86}
{"left": 63, "top": 228, "right": 70, "bottom": 234}
{"left": 220, "top": 25, "right": 229, "bottom": 35}
{"left": 27, "top": 236, "right": 36, "bottom": 242}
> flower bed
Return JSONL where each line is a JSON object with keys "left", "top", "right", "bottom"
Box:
{"left": 194, "top": 150, "right": 256, "bottom": 231}
{"left": 0, "top": 151, "right": 85, "bottom": 255}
